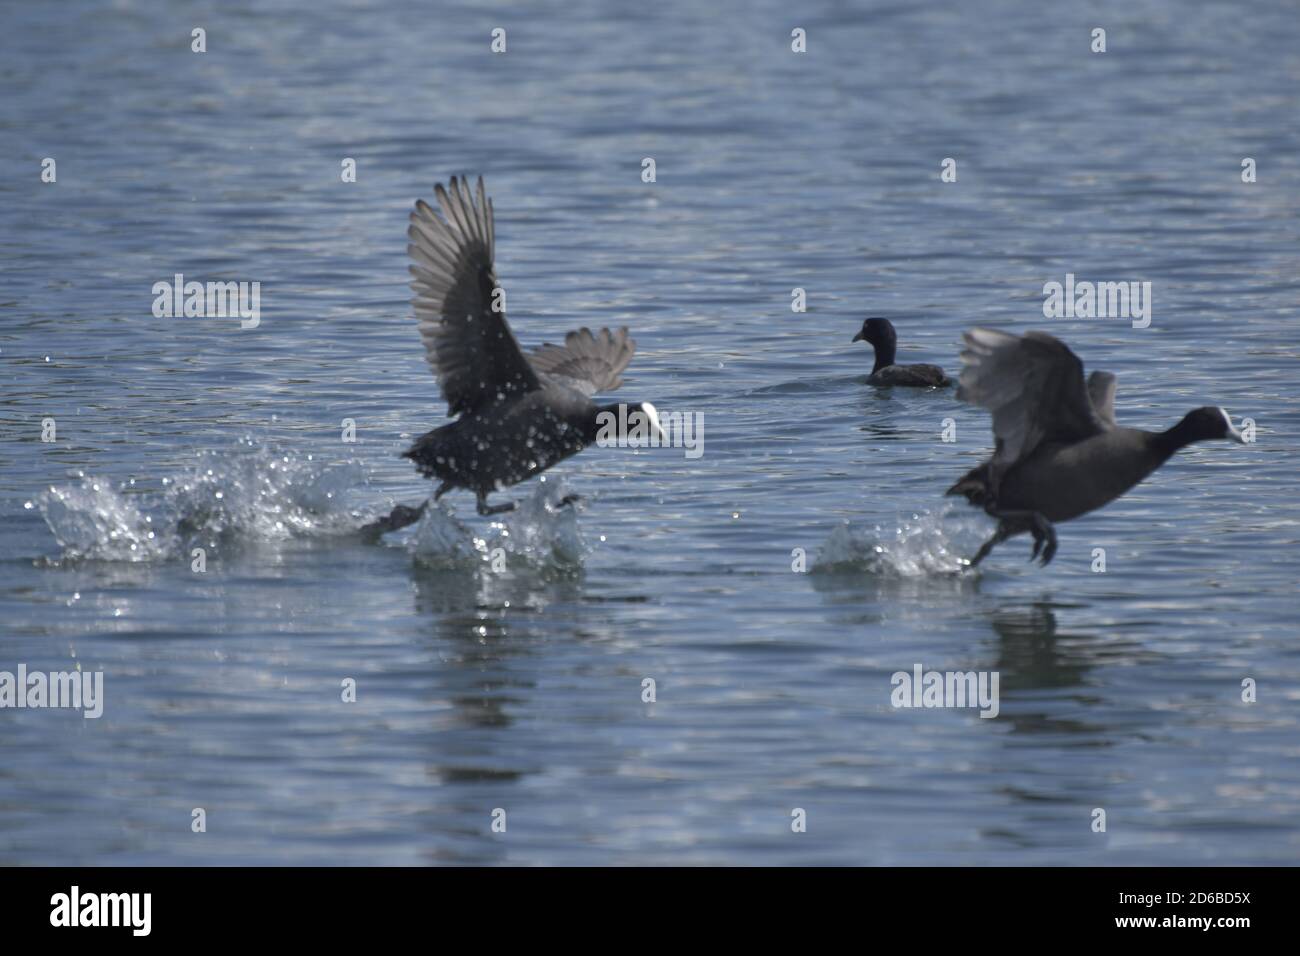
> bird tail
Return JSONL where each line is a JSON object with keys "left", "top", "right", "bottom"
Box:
{"left": 402, "top": 424, "right": 455, "bottom": 480}
{"left": 946, "top": 462, "right": 992, "bottom": 506}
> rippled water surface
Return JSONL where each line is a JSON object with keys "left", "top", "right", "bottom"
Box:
{"left": 2, "top": 1, "right": 1299, "bottom": 865}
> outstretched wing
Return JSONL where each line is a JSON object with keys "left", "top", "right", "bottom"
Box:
{"left": 408, "top": 175, "right": 540, "bottom": 415}
{"left": 528, "top": 326, "right": 636, "bottom": 397}
{"left": 956, "top": 328, "right": 1105, "bottom": 467}
{"left": 1087, "top": 370, "right": 1118, "bottom": 427}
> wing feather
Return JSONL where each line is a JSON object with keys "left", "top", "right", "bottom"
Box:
{"left": 528, "top": 327, "right": 637, "bottom": 397}
{"left": 407, "top": 176, "right": 540, "bottom": 415}
{"left": 956, "top": 328, "right": 1104, "bottom": 467}
{"left": 1087, "top": 370, "right": 1118, "bottom": 427}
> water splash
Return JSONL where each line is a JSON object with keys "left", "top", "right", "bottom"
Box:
{"left": 813, "top": 509, "right": 970, "bottom": 577}
{"left": 402, "top": 480, "right": 588, "bottom": 571}
{"left": 36, "top": 440, "right": 366, "bottom": 562}
{"left": 36, "top": 477, "right": 174, "bottom": 563}
{"left": 36, "top": 438, "right": 593, "bottom": 571}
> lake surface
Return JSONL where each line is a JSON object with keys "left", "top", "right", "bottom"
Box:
{"left": 1, "top": 0, "right": 1298, "bottom": 865}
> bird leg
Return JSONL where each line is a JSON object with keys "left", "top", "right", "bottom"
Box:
{"left": 969, "top": 509, "right": 1057, "bottom": 568}
{"left": 969, "top": 521, "right": 1017, "bottom": 568}
{"left": 476, "top": 492, "right": 517, "bottom": 516}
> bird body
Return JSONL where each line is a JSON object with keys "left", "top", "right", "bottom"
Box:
{"left": 868, "top": 363, "right": 952, "bottom": 387}
{"left": 987, "top": 428, "right": 1178, "bottom": 524}
{"left": 948, "top": 327, "right": 1243, "bottom": 566}
{"left": 404, "top": 387, "right": 612, "bottom": 498}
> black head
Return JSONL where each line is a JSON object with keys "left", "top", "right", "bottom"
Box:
{"left": 852, "top": 318, "right": 899, "bottom": 373}
{"left": 1176, "top": 406, "right": 1246, "bottom": 444}
{"left": 586, "top": 401, "right": 665, "bottom": 446}
{"left": 852, "top": 317, "right": 896, "bottom": 347}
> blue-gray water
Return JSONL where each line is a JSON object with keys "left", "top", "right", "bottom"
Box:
{"left": 2, "top": 1, "right": 1298, "bottom": 865}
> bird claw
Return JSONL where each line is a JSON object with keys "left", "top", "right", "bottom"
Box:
{"left": 971, "top": 510, "right": 1056, "bottom": 569}
{"left": 554, "top": 494, "right": 582, "bottom": 510}
{"left": 1029, "top": 516, "right": 1057, "bottom": 567}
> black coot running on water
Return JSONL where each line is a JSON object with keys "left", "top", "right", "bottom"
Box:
{"left": 947, "top": 327, "right": 1245, "bottom": 567}
{"left": 363, "top": 176, "right": 661, "bottom": 536}
{"left": 852, "top": 318, "right": 953, "bottom": 387}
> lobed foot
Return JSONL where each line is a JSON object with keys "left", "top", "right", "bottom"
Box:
{"left": 359, "top": 501, "right": 427, "bottom": 541}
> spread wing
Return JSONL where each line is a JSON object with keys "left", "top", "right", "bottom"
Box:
{"left": 408, "top": 176, "right": 540, "bottom": 415}
{"left": 956, "top": 328, "right": 1105, "bottom": 467}
{"left": 528, "top": 326, "right": 636, "bottom": 397}
{"left": 1087, "top": 370, "right": 1118, "bottom": 427}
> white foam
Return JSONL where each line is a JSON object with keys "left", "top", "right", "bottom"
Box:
{"left": 812, "top": 510, "right": 969, "bottom": 577}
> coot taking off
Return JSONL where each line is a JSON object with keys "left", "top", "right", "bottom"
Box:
{"left": 400, "top": 176, "right": 661, "bottom": 517}
{"left": 852, "top": 318, "right": 953, "bottom": 387}
{"left": 947, "top": 328, "right": 1245, "bottom": 567}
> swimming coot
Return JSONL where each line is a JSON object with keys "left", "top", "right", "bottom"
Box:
{"left": 852, "top": 318, "right": 953, "bottom": 387}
